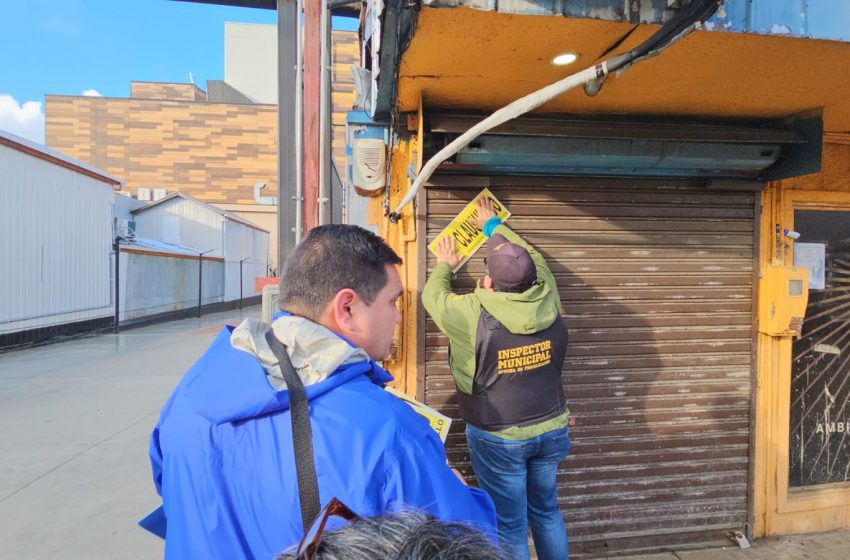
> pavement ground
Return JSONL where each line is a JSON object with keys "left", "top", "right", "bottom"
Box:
{"left": 0, "top": 307, "right": 260, "bottom": 559}
{"left": 2, "top": 306, "right": 850, "bottom": 559}
{"left": 605, "top": 528, "right": 850, "bottom": 560}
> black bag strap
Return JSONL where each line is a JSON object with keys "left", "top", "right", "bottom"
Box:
{"left": 264, "top": 329, "right": 321, "bottom": 532}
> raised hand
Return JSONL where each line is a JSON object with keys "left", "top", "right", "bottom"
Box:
{"left": 468, "top": 196, "right": 497, "bottom": 230}
{"left": 435, "top": 236, "right": 461, "bottom": 269}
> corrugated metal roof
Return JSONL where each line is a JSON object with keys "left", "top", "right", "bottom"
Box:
{"left": 121, "top": 237, "right": 207, "bottom": 256}
{"left": 131, "top": 191, "right": 269, "bottom": 233}
{"left": 0, "top": 129, "right": 123, "bottom": 186}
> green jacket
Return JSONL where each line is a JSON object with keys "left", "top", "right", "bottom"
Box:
{"left": 422, "top": 224, "right": 569, "bottom": 440}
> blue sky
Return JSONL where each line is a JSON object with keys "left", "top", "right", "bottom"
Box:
{"left": 0, "top": 0, "right": 356, "bottom": 144}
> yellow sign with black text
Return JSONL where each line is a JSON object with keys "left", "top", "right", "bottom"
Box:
{"left": 385, "top": 386, "right": 453, "bottom": 443}
{"left": 427, "top": 188, "right": 511, "bottom": 272}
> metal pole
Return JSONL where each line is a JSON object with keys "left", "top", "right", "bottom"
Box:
{"left": 294, "top": 0, "right": 304, "bottom": 244}
{"left": 198, "top": 251, "right": 203, "bottom": 318}
{"left": 318, "top": 0, "right": 330, "bottom": 225}
{"left": 278, "top": 1, "right": 299, "bottom": 269}
{"left": 197, "top": 249, "right": 213, "bottom": 318}
{"left": 114, "top": 240, "right": 120, "bottom": 333}
{"left": 303, "top": 0, "right": 321, "bottom": 233}
{"left": 239, "top": 257, "right": 249, "bottom": 310}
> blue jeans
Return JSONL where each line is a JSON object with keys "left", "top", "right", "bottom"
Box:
{"left": 466, "top": 424, "right": 570, "bottom": 560}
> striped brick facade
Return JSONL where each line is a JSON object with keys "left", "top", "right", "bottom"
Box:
{"left": 45, "top": 30, "right": 358, "bottom": 207}
{"left": 130, "top": 82, "right": 207, "bottom": 101}
{"left": 46, "top": 96, "right": 279, "bottom": 204}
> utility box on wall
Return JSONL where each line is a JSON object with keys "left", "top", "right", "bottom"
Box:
{"left": 758, "top": 265, "right": 809, "bottom": 336}
{"left": 346, "top": 111, "right": 389, "bottom": 197}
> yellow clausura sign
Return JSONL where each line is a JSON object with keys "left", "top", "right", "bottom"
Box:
{"left": 427, "top": 188, "right": 512, "bottom": 272}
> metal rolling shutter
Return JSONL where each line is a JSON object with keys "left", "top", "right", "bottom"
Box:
{"left": 420, "top": 175, "right": 756, "bottom": 557}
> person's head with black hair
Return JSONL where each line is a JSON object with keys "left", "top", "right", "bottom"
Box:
{"left": 279, "top": 224, "right": 403, "bottom": 360}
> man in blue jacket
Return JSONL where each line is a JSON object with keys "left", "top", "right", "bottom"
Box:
{"left": 145, "top": 225, "right": 496, "bottom": 559}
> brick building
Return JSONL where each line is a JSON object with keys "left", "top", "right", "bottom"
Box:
{"left": 45, "top": 26, "right": 358, "bottom": 271}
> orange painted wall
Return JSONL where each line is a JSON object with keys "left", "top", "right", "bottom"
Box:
{"left": 780, "top": 141, "right": 850, "bottom": 194}
{"left": 398, "top": 8, "right": 850, "bottom": 132}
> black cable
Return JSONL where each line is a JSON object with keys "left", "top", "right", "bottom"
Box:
{"left": 606, "top": 0, "right": 723, "bottom": 73}
{"left": 595, "top": 24, "right": 640, "bottom": 62}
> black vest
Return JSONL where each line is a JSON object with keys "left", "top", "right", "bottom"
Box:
{"left": 458, "top": 309, "right": 567, "bottom": 431}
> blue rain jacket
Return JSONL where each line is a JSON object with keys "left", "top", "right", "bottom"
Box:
{"left": 146, "top": 324, "right": 496, "bottom": 559}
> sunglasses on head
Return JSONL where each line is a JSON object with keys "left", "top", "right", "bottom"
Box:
{"left": 291, "top": 498, "right": 359, "bottom": 560}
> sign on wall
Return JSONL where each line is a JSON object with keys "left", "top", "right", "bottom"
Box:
{"left": 794, "top": 242, "right": 826, "bottom": 290}
{"left": 427, "top": 188, "right": 511, "bottom": 272}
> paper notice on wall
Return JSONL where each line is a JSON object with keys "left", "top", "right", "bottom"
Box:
{"left": 794, "top": 243, "right": 826, "bottom": 290}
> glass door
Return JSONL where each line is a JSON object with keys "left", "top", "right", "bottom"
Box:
{"left": 789, "top": 209, "right": 850, "bottom": 487}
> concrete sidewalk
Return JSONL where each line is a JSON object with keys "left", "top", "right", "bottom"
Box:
{"left": 0, "top": 307, "right": 259, "bottom": 559}
{"left": 2, "top": 306, "right": 850, "bottom": 559}
{"left": 608, "top": 528, "right": 850, "bottom": 560}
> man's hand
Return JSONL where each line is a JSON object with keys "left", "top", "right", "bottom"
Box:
{"left": 436, "top": 236, "right": 461, "bottom": 269}
{"left": 468, "top": 196, "right": 497, "bottom": 230}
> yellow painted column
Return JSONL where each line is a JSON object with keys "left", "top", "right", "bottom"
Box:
{"left": 755, "top": 179, "right": 795, "bottom": 536}
{"left": 366, "top": 106, "right": 423, "bottom": 397}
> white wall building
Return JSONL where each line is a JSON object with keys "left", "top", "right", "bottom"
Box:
{"left": 114, "top": 191, "right": 145, "bottom": 221}
{"left": 224, "top": 22, "right": 277, "bottom": 104}
{"left": 116, "top": 238, "right": 225, "bottom": 321}
{"left": 131, "top": 192, "right": 270, "bottom": 303}
{"left": 0, "top": 130, "right": 121, "bottom": 347}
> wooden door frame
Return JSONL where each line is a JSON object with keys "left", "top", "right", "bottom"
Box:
{"left": 758, "top": 188, "right": 850, "bottom": 535}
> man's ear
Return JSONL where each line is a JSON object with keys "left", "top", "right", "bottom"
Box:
{"left": 483, "top": 275, "right": 494, "bottom": 290}
{"left": 330, "top": 288, "right": 359, "bottom": 331}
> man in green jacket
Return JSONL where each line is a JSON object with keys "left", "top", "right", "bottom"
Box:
{"left": 422, "top": 197, "right": 570, "bottom": 560}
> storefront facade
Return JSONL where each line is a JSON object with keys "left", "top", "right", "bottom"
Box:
{"left": 354, "top": 1, "right": 850, "bottom": 556}
{"left": 756, "top": 143, "right": 850, "bottom": 535}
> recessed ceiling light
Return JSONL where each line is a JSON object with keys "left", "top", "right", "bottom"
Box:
{"left": 551, "top": 53, "right": 579, "bottom": 66}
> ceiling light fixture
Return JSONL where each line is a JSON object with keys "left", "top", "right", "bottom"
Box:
{"left": 550, "top": 53, "right": 579, "bottom": 66}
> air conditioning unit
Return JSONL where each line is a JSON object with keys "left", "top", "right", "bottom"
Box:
{"left": 152, "top": 188, "right": 167, "bottom": 201}
{"left": 137, "top": 188, "right": 152, "bottom": 201}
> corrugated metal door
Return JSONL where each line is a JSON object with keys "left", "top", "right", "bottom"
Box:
{"left": 419, "top": 175, "right": 757, "bottom": 557}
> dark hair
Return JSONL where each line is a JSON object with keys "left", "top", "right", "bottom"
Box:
{"left": 276, "top": 510, "right": 503, "bottom": 560}
{"left": 494, "top": 280, "right": 535, "bottom": 294}
{"left": 279, "top": 225, "right": 402, "bottom": 319}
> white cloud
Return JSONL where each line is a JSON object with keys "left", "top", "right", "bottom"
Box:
{"left": 0, "top": 94, "right": 45, "bottom": 144}
{"left": 82, "top": 89, "right": 102, "bottom": 97}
